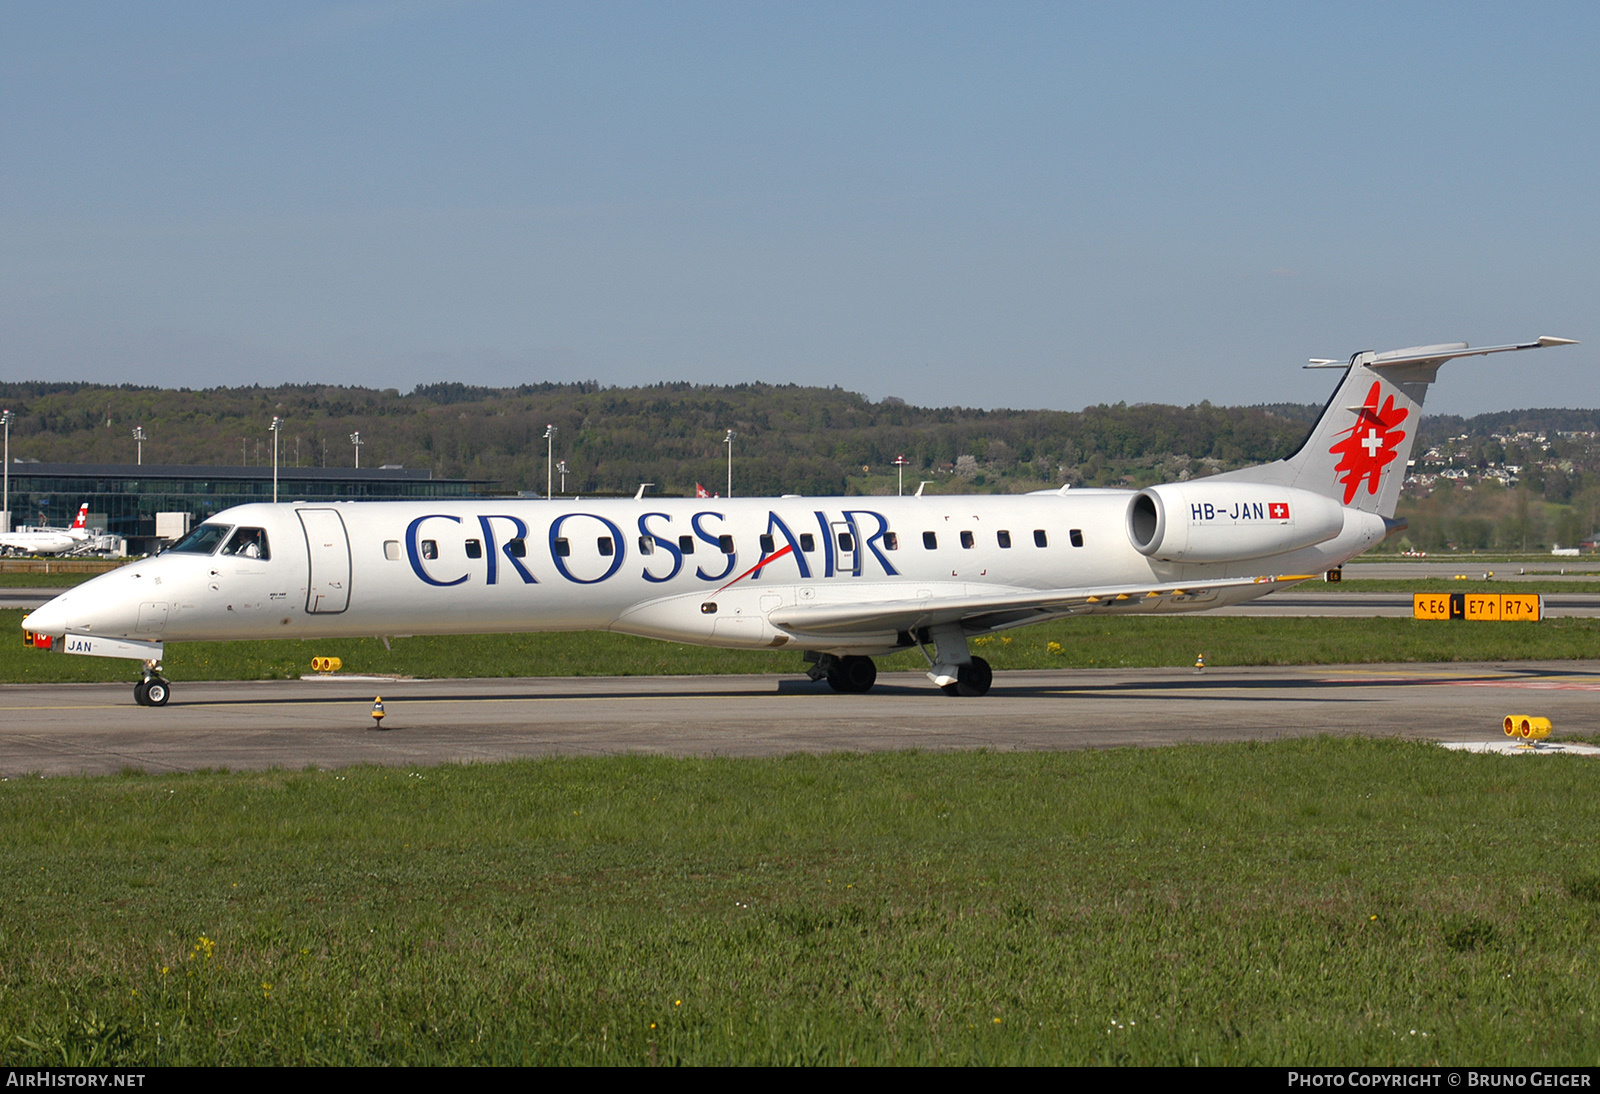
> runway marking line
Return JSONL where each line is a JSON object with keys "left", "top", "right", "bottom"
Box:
{"left": 0, "top": 704, "right": 128, "bottom": 711}
{"left": 1448, "top": 680, "right": 1600, "bottom": 691}
{"left": 0, "top": 694, "right": 773, "bottom": 713}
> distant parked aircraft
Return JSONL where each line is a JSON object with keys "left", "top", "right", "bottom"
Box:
{"left": 0, "top": 503, "right": 91, "bottom": 556}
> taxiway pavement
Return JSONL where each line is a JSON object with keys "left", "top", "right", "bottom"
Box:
{"left": 2, "top": 662, "right": 1597, "bottom": 777}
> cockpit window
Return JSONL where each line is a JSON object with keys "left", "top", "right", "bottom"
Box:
{"left": 168, "top": 524, "right": 233, "bottom": 555}
{"left": 221, "top": 527, "right": 271, "bottom": 560}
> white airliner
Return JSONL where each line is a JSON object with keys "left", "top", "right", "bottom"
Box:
{"left": 21, "top": 337, "right": 1578, "bottom": 706}
{"left": 0, "top": 503, "right": 91, "bottom": 556}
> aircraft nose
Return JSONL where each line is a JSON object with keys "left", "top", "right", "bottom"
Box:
{"left": 22, "top": 572, "right": 144, "bottom": 638}
{"left": 22, "top": 592, "right": 71, "bottom": 638}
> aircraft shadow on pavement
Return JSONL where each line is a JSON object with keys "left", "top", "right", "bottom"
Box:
{"left": 131, "top": 662, "right": 1600, "bottom": 708}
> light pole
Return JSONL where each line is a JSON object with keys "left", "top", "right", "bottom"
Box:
{"left": 133, "top": 426, "right": 145, "bottom": 467}
{"left": 724, "top": 430, "right": 736, "bottom": 498}
{"left": 350, "top": 431, "right": 363, "bottom": 469}
{"left": 544, "top": 424, "right": 557, "bottom": 500}
{"left": 1, "top": 409, "right": 12, "bottom": 533}
{"left": 893, "top": 454, "right": 910, "bottom": 496}
{"left": 556, "top": 459, "right": 568, "bottom": 495}
{"left": 269, "top": 417, "right": 283, "bottom": 503}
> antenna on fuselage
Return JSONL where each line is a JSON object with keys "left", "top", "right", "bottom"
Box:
{"left": 914, "top": 481, "right": 935, "bottom": 497}
{"left": 634, "top": 483, "right": 655, "bottom": 500}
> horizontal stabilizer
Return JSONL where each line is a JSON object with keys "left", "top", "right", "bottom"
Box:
{"left": 1305, "top": 337, "right": 1580, "bottom": 371}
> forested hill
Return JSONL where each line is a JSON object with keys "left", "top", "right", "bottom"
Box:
{"left": 0, "top": 380, "right": 1313, "bottom": 496}
{"left": 1414, "top": 409, "right": 1600, "bottom": 443}
{"left": 0, "top": 378, "right": 1592, "bottom": 498}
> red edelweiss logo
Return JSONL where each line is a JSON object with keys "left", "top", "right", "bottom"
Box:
{"left": 1329, "top": 380, "right": 1408, "bottom": 504}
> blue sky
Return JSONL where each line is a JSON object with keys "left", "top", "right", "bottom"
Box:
{"left": 2, "top": 2, "right": 1595, "bottom": 415}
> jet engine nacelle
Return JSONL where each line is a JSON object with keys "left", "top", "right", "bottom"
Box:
{"left": 1127, "top": 483, "right": 1347, "bottom": 563}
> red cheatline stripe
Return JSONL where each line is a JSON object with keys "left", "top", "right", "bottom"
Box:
{"left": 711, "top": 544, "right": 793, "bottom": 598}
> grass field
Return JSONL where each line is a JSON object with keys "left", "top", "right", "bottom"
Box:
{"left": 1332, "top": 578, "right": 1600, "bottom": 595}
{"left": 0, "top": 573, "right": 102, "bottom": 588}
{"left": 7, "top": 609, "right": 1600, "bottom": 685}
{"left": 2, "top": 740, "right": 1597, "bottom": 1065}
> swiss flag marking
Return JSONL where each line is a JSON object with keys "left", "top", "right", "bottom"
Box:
{"left": 1329, "top": 380, "right": 1409, "bottom": 504}
{"left": 1268, "top": 502, "right": 1290, "bottom": 520}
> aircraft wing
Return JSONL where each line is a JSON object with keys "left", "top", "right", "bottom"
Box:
{"left": 766, "top": 573, "right": 1316, "bottom": 637}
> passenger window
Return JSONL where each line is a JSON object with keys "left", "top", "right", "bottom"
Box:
{"left": 997, "top": 530, "right": 1012, "bottom": 549}
{"left": 507, "top": 538, "right": 527, "bottom": 558}
{"left": 678, "top": 535, "right": 695, "bottom": 554}
{"left": 384, "top": 540, "right": 400, "bottom": 561}
{"left": 638, "top": 535, "right": 655, "bottom": 556}
{"left": 718, "top": 534, "right": 735, "bottom": 554}
{"left": 923, "top": 531, "right": 938, "bottom": 550}
{"left": 759, "top": 533, "right": 775, "bottom": 554}
{"left": 465, "top": 539, "right": 482, "bottom": 559}
{"left": 883, "top": 532, "right": 899, "bottom": 551}
{"left": 1033, "top": 529, "right": 1049, "bottom": 548}
{"left": 554, "top": 538, "right": 571, "bottom": 557}
{"left": 960, "top": 531, "right": 975, "bottom": 549}
{"left": 597, "top": 537, "right": 614, "bottom": 557}
{"left": 799, "top": 533, "right": 815, "bottom": 552}
{"left": 222, "top": 527, "right": 270, "bottom": 560}
{"left": 837, "top": 532, "right": 854, "bottom": 551}
{"left": 1070, "top": 529, "right": 1084, "bottom": 548}
{"left": 421, "top": 540, "right": 438, "bottom": 560}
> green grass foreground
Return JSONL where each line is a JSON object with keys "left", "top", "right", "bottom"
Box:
{"left": 7, "top": 609, "right": 1600, "bottom": 684}
{"left": 3, "top": 741, "right": 1599, "bottom": 1065}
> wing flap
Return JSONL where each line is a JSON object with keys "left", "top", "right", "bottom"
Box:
{"left": 766, "top": 574, "right": 1316, "bottom": 636}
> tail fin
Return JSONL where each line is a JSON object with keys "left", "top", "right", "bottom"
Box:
{"left": 70, "top": 503, "right": 88, "bottom": 530}
{"left": 1215, "top": 337, "right": 1578, "bottom": 516}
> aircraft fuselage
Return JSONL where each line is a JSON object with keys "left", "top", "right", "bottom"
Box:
{"left": 29, "top": 491, "right": 1383, "bottom": 655}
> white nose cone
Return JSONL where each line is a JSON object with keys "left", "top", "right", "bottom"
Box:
{"left": 21, "top": 571, "right": 144, "bottom": 638}
{"left": 22, "top": 594, "right": 69, "bottom": 637}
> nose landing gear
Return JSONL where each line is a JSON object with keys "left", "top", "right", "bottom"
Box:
{"left": 134, "top": 661, "right": 171, "bottom": 706}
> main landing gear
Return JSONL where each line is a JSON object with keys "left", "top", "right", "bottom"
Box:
{"left": 938, "top": 655, "right": 992, "bottom": 698}
{"left": 803, "top": 626, "right": 995, "bottom": 698}
{"left": 806, "top": 653, "right": 878, "bottom": 693}
{"left": 918, "top": 623, "right": 993, "bottom": 697}
{"left": 134, "top": 660, "right": 171, "bottom": 707}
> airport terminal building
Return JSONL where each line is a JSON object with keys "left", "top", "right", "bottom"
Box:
{"left": 2, "top": 462, "right": 493, "bottom": 551}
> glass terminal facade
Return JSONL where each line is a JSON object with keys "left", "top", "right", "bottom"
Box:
{"left": 1, "top": 463, "right": 493, "bottom": 540}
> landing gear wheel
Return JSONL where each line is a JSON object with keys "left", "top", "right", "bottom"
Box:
{"left": 145, "top": 678, "right": 171, "bottom": 706}
{"left": 952, "top": 656, "right": 993, "bottom": 698}
{"left": 133, "top": 680, "right": 151, "bottom": 706}
{"left": 826, "top": 655, "right": 878, "bottom": 694}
